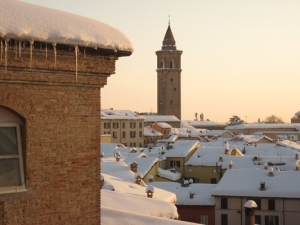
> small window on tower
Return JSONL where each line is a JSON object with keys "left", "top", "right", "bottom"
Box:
{"left": 174, "top": 88, "right": 177, "bottom": 91}
{"left": 170, "top": 78, "right": 173, "bottom": 81}
{"left": 161, "top": 60, "right": 165, "bottom": 68}
{"left": 170, "top": 100, "right": 173, "bottom": 104}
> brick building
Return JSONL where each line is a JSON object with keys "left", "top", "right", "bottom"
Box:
{"left": 0, "top": 1, "right": 132, "bottom": 225}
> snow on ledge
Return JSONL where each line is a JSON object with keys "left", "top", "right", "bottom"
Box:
{"left": 0, "top": 0, "right": 133, "bottom": 52}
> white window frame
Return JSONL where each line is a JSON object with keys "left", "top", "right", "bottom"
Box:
{"left": 200, "top": 215, "right": 208, "bottom": 225}
{"left": 0, "top": 123, "right": 26, "bottom": 194}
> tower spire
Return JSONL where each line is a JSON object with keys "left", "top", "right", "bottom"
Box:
{"left": 162, "top": 17, "right": 176, "bottom": 50}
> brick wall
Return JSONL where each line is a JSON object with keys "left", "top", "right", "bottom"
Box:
{"left": 177, "top": 205, "right": 215, "bottom": 225}
{"left": 0, "top": 43, "right": 118, "bottom": 225}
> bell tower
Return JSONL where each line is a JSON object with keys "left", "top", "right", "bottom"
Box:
{"left": 156, "top": 22, "right": 182, "bottom": 119}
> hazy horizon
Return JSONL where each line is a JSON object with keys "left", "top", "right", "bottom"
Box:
{"left": 22, "top": 0, "right": 300, "bottom": 123}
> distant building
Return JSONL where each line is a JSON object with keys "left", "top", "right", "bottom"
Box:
{"left": 156, "top": 22, "right": 182, "bottom": 119}
{"left": 291, "top": 111, "right": 300, "bottom": 123}
{"left": 101, "top": 109, "right": 144, "bottom": 147}
{"left": 143, "top": 115, "right": 181, "bottom": 128}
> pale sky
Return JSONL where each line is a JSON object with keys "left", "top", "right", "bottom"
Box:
{"left": 22, "top": 0, "right": 300, "bottom": 123}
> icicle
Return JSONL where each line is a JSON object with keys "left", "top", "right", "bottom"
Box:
{"left": 0, "top": 40, "right": 3, "bottom": 62}
{"left": 29, "top": 40, "right": 34, "bottom": 69}
{"left": 18, "top": 40, "right": 21, "bottom": 58}
{"left": 45, "top": 43, "right": 47, "bottom": 59}
{"left": 4, "top": 38, "right": 9, "bottom": 73}
{"left": 75, "top": 45, "right": 78, "bottom": 82}
{"left": 52, "top": 43, "right": 57, "bottom": 66}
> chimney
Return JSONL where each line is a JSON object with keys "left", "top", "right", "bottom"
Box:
{"left": 183, "top": 180, "right": 189, "bottom": 187}
{"left": 229, "top": 161, "right": 234, "bottom": 169}
{"left": 295, "top": 154, "right": 299, "bottom": 160}
{"left": 264, "top": 163, "right": 268, "bottom": 170}
{"left": 189, "top": 190, "right": 194, "bottom": 199}
{"left": 100, "top": 152, "right": 104, "bottom": 158}
{"left": 116, "top": 156, "right": 120, "bottom": 161}
{"left": 225, "top": 149, "right": 230, "bottom": 155}
{"left": 219, "top": 156, "right": 223, "bottom": 162}
{"left": 268, "top": 167, "right": 274, "bottom": 177}
{"left": 260, "top": 181, "right": 265, "bottom": 190}
{"left": 134, "top": 172, "right": 143, "bottom": 185}
{"left": 244, "top": 200, "right": 257, "bottom": 225}
{"left": 146, "top": 185, "right": 154, "bottom": 198}
{"left": 130, "top": 161, "right": 138, "bottom": 173}
{"left": 148, "top": 175, "right": 153, "bottom": 182}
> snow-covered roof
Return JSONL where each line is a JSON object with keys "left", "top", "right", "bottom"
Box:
{"left": 102, "top": 206, "right": 197, "bottom": 225}
{"left": 101, "top": 109, "right": 144, "bottom": 120}
{"left": 186, "top": 120, "right": 227, "bottom": 127}
{"left": 102, "top": 190, "right": 177, "bottom": 220}
{"left": 211, "top": 169, "right": 300, "bottom": 198}
{"left": 157, "top": 122, "right": 172, "bottom": 129}
{"left": 143, "top": 115, "right": 180, "bottom": 122}
{"left": 164, "top": 140, "right": 199, "bottom": 158}
{"left": 101, "top": 173, "right": 177, "bottom": 203}
{"left": 123, "top": 157, "right": 158, "bottom": 177}
{"left": 157, "top": 168, "right": 182, "bottom": 181}
{"left": 144, "top": 126, "right": 162, "bottom": 137}
{"left": 0, "top": 0, "right": 133, "bottom": 53}
{"left": 226, "top": 123, "right": 298, "bottom": 130}
{"left": 150, "top": 182, "right": 216, "bottom": 206}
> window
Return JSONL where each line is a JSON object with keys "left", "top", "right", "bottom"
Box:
{"left": 188, "top": 168, "right": 193, "bottom": 173}
{"left": 113, "top": 122, "right": 119, "bottom": 129}
{"left": 170, "top": 100, "right": 173, "bottom": 104}
{"left": 103, "top": 131, "right": 110, "bottom": 135}
{"left": 200, "top": 215, "right": 208, "bottom": 225}
{"left": 112, "top": 131, "right": 117, "bottom": 138}
{"left": 170, "top": 60, "right": 175, "bottom": 68}
{"left": 170, "top": 78, "right": 173, "bottom": 81}
{"left": 221, "top": 198, "right": 228, "bottom": 209}
{"left": 0, "top": 123, "right": 25, "bottom": 190}
{"left": 211, "top": 178, "right": 217, "bottom": 184}
{"left": 122, "top": 122, "right": 125, "bottom": 129}
{"left": 122, "top": 131, "right": 126, "bottom": 138}
{"left": 174, "top": 88, "right": 177, "bottom": 91}
{"left": 221, "top": 214, "right": 228, "bottom": 225}
{"left": 139, "top": 131, "right": 142, "bottom": 138}
{"left": 255, "top": 215, "right": 261, "bottom": 224}
{"left": 161, "top": 60, "right": 165, "bottom": 68}
{"left": 139, "top": 122, "right": 142, "bottom": 128}
{"left": 130, "top": 131, "right": 136, "bottom": 138}
{"left": 130, "top": 122, "right": 136, "bottom": 128}
{"left": 104, "top": 122, "right": 110, "bottom": 129}
{"left": 268, "top": 199, "right": 275, "bottom": 210}
{"left": 265, "top": 216, "right": 279, "bottom": 225}
{"left": 170, "top": 160, "right": 180, "bottom": 168}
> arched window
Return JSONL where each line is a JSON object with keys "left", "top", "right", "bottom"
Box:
{"left": 170, "top": 60, "right": 175, "bottom": 68}
{"left": 0, "top": 107, "right": 26, "bottom": 192}
{"left": 160, "top": 60, "right": 165, "bottom": 68}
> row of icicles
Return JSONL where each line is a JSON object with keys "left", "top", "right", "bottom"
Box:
{"left": 0, "top": 39, "right": 82, "bottom": 81}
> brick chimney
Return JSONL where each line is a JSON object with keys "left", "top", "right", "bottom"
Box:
{"left": 134, "top": 172, "right": 143, "bottom": 186}
{"left": 130, "top": 161, "right": 138, "bottom": 173}
{"left": 146, "top": 185, "right": 154, "bottom": 198}
{"left": 244, "top": 200, "right": 257, "bottom": 225}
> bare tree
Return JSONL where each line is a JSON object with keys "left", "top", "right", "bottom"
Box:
{"left": 228, "top": 115, "right": 244, "bottom": 125}
{"left": 264, "top": 115, "right": 284, "bottom": 123}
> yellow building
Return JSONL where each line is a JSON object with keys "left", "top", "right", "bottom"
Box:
{"left": 101, "top": 109, "right": 144, "bottom": 147}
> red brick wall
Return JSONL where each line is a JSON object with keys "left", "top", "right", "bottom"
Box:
{"left": 0, "top": 43, "right": 117, "bottom": 225}
{"left": 177, "top": 205, "right": 215, "bottom": 225}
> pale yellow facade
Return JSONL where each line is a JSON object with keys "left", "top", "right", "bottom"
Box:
{"left": 101, "top": 115, "right": 144, "bottom": 147}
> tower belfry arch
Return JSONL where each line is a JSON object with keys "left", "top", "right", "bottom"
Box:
{"left": 156, "top": 21, "right": 182, "bottom": 119}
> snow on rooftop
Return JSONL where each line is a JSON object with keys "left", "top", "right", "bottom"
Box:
{"left": 143, "top": 115, "right": 180, "bottom": 122}
{"left": 0, "top": 0, "right": 133, "bottom": 52}
{"left": 144, "top": 126, "right": 162, "bottom": 137}
{"left": 102, "top": 206, "right": 197, "bottom": 225}
{"left": 102, "top": 173, "right": 177, "bottom": 203}
{"left": 101, "top": 109, "right": 144, "bottom": 120}
{"left": 123, "top": 157, "right": 158, "bottom": 178}
{"left": 157, "top": 122, "right": 172, "bottom": 129}
{"left": 157, "top": 168, "right": 182, "bottom": 181}
{"left": 226, "top": 123, "right": 298, "bottom": 130}
{"left": 186, "top": 120, "right": 227, "bottom": 127}
{"left": 150, "top": 182, "right": 216, "bottom": 206}
{"left": 211, "top": 169, "right": 300, "bottom": 198}
{"left": 164, "top": 140, "right": 199, "bottom": 158}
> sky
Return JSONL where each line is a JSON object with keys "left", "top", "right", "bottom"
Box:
{"left": 21, "top": 0, "right": 300, "bottom": 123}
